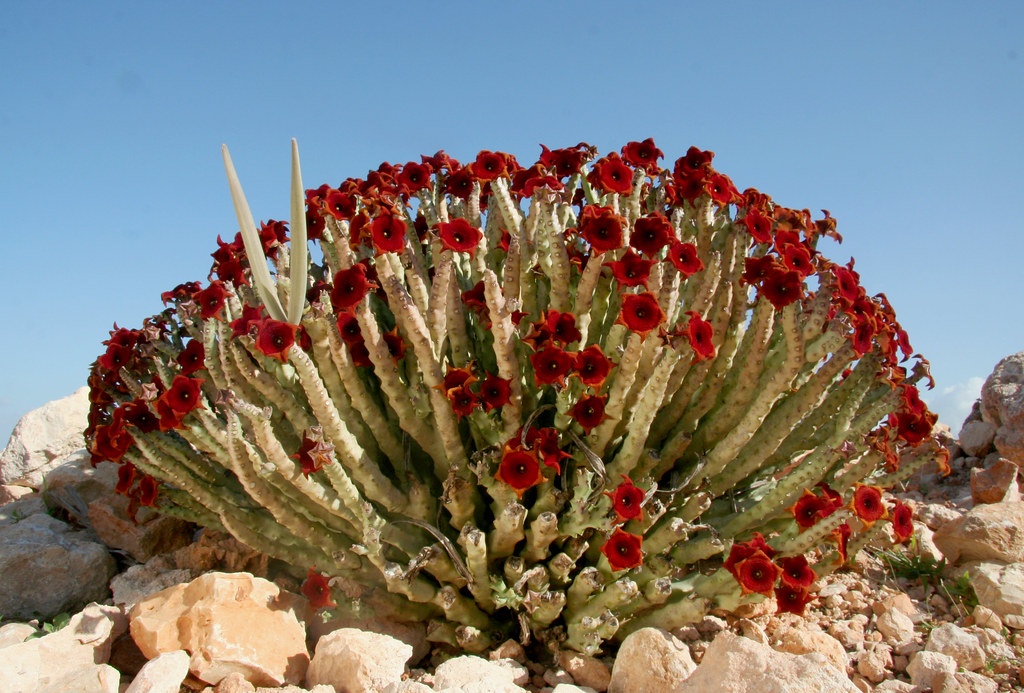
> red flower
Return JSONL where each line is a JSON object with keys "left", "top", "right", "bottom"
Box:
{"left": 447, "top": 384, "right": 479, "bottom": 420}
{"left": 781, "top": 244, "right": 814, "bottom": 277}
{"left": 724, "top": 532, "right": 778, "bottom": 579}
{"left": 577, "top": 205, "right": 625, "bottom": 254}
{"left": 778, "top": 555, "right": 816, "bottom": 589}
{"left": 382, "top": 327, "right": 408, "bottom": 362}
{"left": 478, "top": 374, "right": 511, "bottom": 412}
{"left": 196, "top": 280, "right": 231, "bottom": 321}
{"left": 370, "top": 212, "right": 407, "bottom": 255}
{"left": 98, "top": 343, "right": 133, "bottom": 372}
{"left": 91, "top": 418, "right": 132, "bottom": 463}
{"left": 788, "top": 488, "right": 828, "bottom": 530}
{"left": 495, "top": 447, "right": 545, "bottom": 499}
{"left": 254, "top": 319, "right": 298, "bottom": 363}
{"left": 161, "top": 281, "right": 202, "bottom": 305}
{"left": 775, "top": 584, "right": 812, "bottom": 616}
{"left": 741, "top": 256, "right": 776, "bottom": 286}
{"left": 741, "top": 208, "right": 773, "bottom": 244}
{"left": 530, "top": 345, "right": 576, "bottom": 387}
{"left": 833, "top": 264, "right": 861, "bottom": 304}
{"left": 335, "top": 312, "right": 363, "bottom": 344}
{"left": 115, "top": 462, "right": 136, "bottom": 495}
{"left": 176, "top": 340, "right": 206, "bottom": 375}
{"left": 291, "top": 430, "right": 335, "bottom": 476}
{"left": 630, "top": 214, "right": 673, "bottom": 256}
{"left": 396, "top": 161, "right": 433, "bottom": 194}
{"left": 851, "top": 484, "right": 887, "bottom": 527}
{"left": 522, "top": 427, "right": 571, "bottom": 473}
{"left": 593, "top": 153, "right": 634, "bottom": 195}
{"left": 621, "top": 138, "right": 664, "bottom": 173}
{"left": 442, "top": 365, "right": 477, "bottom": 393}
{"left": 159, "top": 375, "right": 205, "bottom": 415}
{"left": 891, "top": 500, "right": 914, "bottom": 543}
{"left": 894, "top": 409, "right": 936, "bottom": 445}
{"left": 331, "top": 264, "right": 376, "bottom": 312}
{"left": 444, "top": 168, "right": 475, "bottom": 199}
{"left": 605, "top": 476, "right": 645, "bottom": 523}
{"left": 735, "top": 550, "right": 782, "bottom": 595}
{"left": 831, "top": 522, "right": 852, "bottom": 563}
{"left": 574, "top": 345, "right": 614, "bottom": 390}
{"left": 138, "top": 475, "right": 158, "bottom": 507}
{"left": 684, "top": 311, "right": 715, "bottom": 361}
{"left": 302, "top": 568, "right": 337, "bottom": 610}
{"left": 437, "top": 218, "right": 483, "bottom": 257}
{"left": 571, "top": 394, "right": 607, "bottom": 432}
{"left": 600, "top": 528, "right": 644, "bottom": 571}
{"left": 323, "top": 187, "right": 356, "bottom": 221}
{"left": 707, "top": 172, "right": 740, "bottom": 206}
{"left": 760, "top": 268, "right": 804, "bottom": 309}
{"left": 667, "top": 241, "right": 704, "bottom": 277}
{"left": 673, "top": 146, "right": 714, "bottom": 177}
{"left": 606, "top": 250, "right": 654, "bottom": 288}
{"left": 618, "top": 292, "right": 665, "bottom": 336}
{"left": 123, "top": 399, "right": 159, "bottom": 434}
{"left": 541, "top": 310, "right": 583, "bottom": 346}
{"left": 229, "top": 304, "right": 265, "bottom": 339}
{"left": 471, "top": 150, "right": 507, "bottom": 181}
{"left": 818, "top": 482, "right": 843, "bottom": 516}
{"left": 258, "top": 219, "right": 289, "bottom": 258}
{"left": 154, "top": 396, "right": 185, "bottom": 431}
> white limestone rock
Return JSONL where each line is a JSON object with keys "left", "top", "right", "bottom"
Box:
{"left": 608, "top": 627, "right": 695, "bottom": 693}
{"left": 0, "top": 388, "right": 90, "bottom": 487}
{"left": 305, "top": 628, "right": 412, "bottom": 693}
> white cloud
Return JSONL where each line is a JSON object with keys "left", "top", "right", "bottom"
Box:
{"left": 922, "top": 377, "right": 985, "bottom": 431}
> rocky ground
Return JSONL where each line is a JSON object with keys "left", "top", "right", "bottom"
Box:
{"left": 3, "top": 353, "right": 1024, "bottom": 692}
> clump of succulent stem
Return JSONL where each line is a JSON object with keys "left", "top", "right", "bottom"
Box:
{"left": 86, "top": 139, "right": 946, "bottom": 655}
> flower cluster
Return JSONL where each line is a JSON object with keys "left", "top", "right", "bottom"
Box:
{"left": 84, "top": 138, "right": 946, "bottom": 656}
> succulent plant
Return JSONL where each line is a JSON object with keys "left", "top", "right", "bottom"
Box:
{"left": 86, "top": 138, "right": 947, "bottom": 655}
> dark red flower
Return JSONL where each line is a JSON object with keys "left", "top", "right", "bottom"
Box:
{"left": 781, "top": 244, "right": 814, "bottom": 277}
{"left": 831, "top": 522, "right": 852, "bottom": 563}
{"left": 530, "top": 345, "right": 576, "bottom": 387}
{"left": 331, "top": 264, "right": 376, "bottom": 311}
{"left": 382, "top": 327, "right": 408, "bottom": 362}
{"left": 91, "top": 418, "right": 132, "bottom": 463}
{"left": 195, "top": 281, "right": 231, "bottom": 321}
{"left": 833, "top": 264, "right": 861, "bottom": 304}
{"left": 302, "top": 568, "right": 337, "bottom": 609}
{"left": 98, "top": 343, "right": 133, "bottom": 372}
{"left": 441, "top": 365, "right": 477, "bottom": 393}
{"left": 593, "top": 153, "right": 634, "bottom": 195}
{"left": 851, "top": 484, "right": 887, "bottom": 527}
{"left": 335, "top": 312, "right": 363, "bottom": 344}
{"left": 447, "top": 384, "right": 479, "bottom": 420}
{"left": 471, "top": 150, "right": 507, "bottom": 181}
{"left": 674, "top": 146, "right": 714, "bottom": 178}
{"left": 621, "top": 138, "right": 664, "bottom": 172}
{"left": 478, "top": 374, "right": 511, "bottom": 412}
{"left": 630, "top": 214, "right": 673, "bottom": 256}
{"left": 577, "top": 205, "right": 625, "bottom": 254}
{"left": 520, "top": 427, "right": 571, "bottom": 473}
{"left": 724, "top": 532, "right": 778, "bottom": 579}
{"left": 775, "top": 584, "right": 812, "bottom": 616}
{"left": 154, "top": 396, "right": 185, "bottom": 431}
{"left": 229, "top": 304, "right": 265, "bottom": 339}
{"left": 891, "top": 500, "right": 914, "bottom": 543}
{"left": 323, "top": 187, "right": 356, "bottom": 221}
{"left": 741, "top": 256, "right": 776, "bottom": 286}
{"left": 161, "top": 281, "right": 202, "bottom": 305}
{"left": 176, "top": 340, "right": 206, "bottom": 375}
{"left": 707, "top": 172, "right": 740, "bottom": 206}
{"left": 444, "top": 168, "right": 475, "bottom": 199}
{"left": 606, "top": 250, "right": 654, "bottom": 288}
{"left": 254, "top": 319, "right": 298, "bottom": 363}
{"left": 818, "top": 482, "right": 843, "bottom": 517}
{"left": 291, "top": 430, "right": 335, "bottom": 477}
{"left": 600, "top": 528, "right": 644, "bottom": 571}
{"left": 574, "top": 345, "right": 614, "bottom": 390}
{"left": 760, "top": 268, "right": 804, "bottom": 309}
{"left": 541, "top": 310, "right": 582, "bottom": 346}
{"left": 396, "top": 161, "right": 433, "bottom": 195}
{"left": 735, "top": 550, "right": 782, "bottom": 595}
{"left": 138, "top": 475, "right": 158, "bottom": 507}
{"left": 115, "top": 463, "right": 136, "bottom": 495}
{"left": 518, "top": 174, "right": 564, "bottom": 197}
{"left": 684, "top": 311, "right": 716, "bottom": 361}
{"left": 667, "top": 241, "right": 704, "bottom": 277}
{"left": 605, "top": 476, "right": 645, "bottom": 523}
{"left": 741, "top": 208, "right": 773, "bottom": 244}
{"left": 571, "top": 394, "right": 607, "bottom": 432}
{"left": 495, "top": 447, "right": 545, "bottom": 498}
{"left": 347, "top": 340, "right": 373, "bottom": 368}
{"left": 778, "top": 555, "right": 816, "bottom": 589}
{"left": 122, "top": 399, "right": 159, "bottom": 434}
{"left": 258, "top": 219, "right": 289, "bottom": 258}
{"left": 894, "top": 409, "right": 937, "bottom": 446}
{"left": 159, "top": 375, "right": 205, "bottom": 415}
{"left": 370, "top": 212, "right": 407, "bottom": 255}
{"left": 618, "top": 292, "right": 665, "bottom": 336}
{"left": 437, "top": 218, "right": 483, "bottom": 257}
{"left": 788, "top": 488, "right": 828, "bottom": 530}
{"left": 539, "top": 142, "right": 592, "bottom": 178}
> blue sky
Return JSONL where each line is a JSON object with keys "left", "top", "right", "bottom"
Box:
{"left": 2, "top": 1, "right": 1022, "bottom": 441}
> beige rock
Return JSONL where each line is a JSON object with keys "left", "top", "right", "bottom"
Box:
{"left": 972, "top": 604, "right": 1004, "bottom": 631}
{"left": 129, "top": 572, "right": 309, "bottom": 687}
{"left": 875, "top": 608, "right": 916, "bottom": 645}
{"left": 490, "top": 639, "right": 526, "bottom": 663}
{"left": 305, "top": 628, "right": 412, "bottom": 693}
{"left": 981, "top": 352, "right": 1024, "bottom": 465}
{"left": 774, "top": 628, "right": 848, "bottom": 673}
{"left": 87, "top": 495, "right": 192, "bottom": 562}
{"left": 551, "top": 685, "right": 599, "bottom": 693}
{"left": 966, "top": 561, "right": 1024, "bottom": 628}
{"left": 933, "top": 670, "right": 998, "bottom": 693}
{"left": 827, "top": 615, "right": 867, "bottom": 649}
{"left": 0, "top": 484, "right": 35, "bottom": 505}
{"left": 0, "top": 388, "right": 90, "bottom": 487}
{"left": 856, "top": 644, "right": 892, "bottom": 684}
{"left": 915, "top": 503, "right": 963, "bottom": 530}
{"left": 37, "top": 663, "right": 120, "bottom": 692}
{"left": 959, "top": 420, "right": 997, "bottom": 457}
{"left": 924, "top": 623, "right": 986, "bottom": 670}
{"left": 214, "top": 672, "right": 256, "bottom": 692}
{"left": 307, "top": 611, "right": 429, "bottom": 665}
{"left": 906, "top": 649, "right": 957, "bottom": 689}
{"left": 0, "top": 603, "right": 126, "bottom": 692}
{"left": 0, "top": 622, "right": 38, "bottom": 648}
{"left": 382, "top": 682, "right": 434, "bottom": 693}
{"left": 871, "top": 592, "right": 916, "bottom": 618}
{"left": 608, "top": 627, "right": 695, "bottom": 693}
{"left": 110, "top": 562, "right": 194, "bottom": 610}
{"left": 675, "top": 631, "right": 858, "bottom": 692}
{"left": 124, "top": 649, "right": 190, "bottom": 693}
{"left": 873, "top": 680, "right": 915, "bottom": 692}
{"left": 557, "top": 650, "right": 611, "bottom": 692}
{"left": 971, "top": 458, "right": 1020, "bottom": 504}
{"left": 433, "top": 655, "right": 527, "bottom": 691}
{"left": 932, "top": 501, "right": 1024, "bottom": 564}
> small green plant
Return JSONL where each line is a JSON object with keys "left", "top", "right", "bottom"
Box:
{"left": 27, "top": 612, "right": 71, "bottom": 638}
